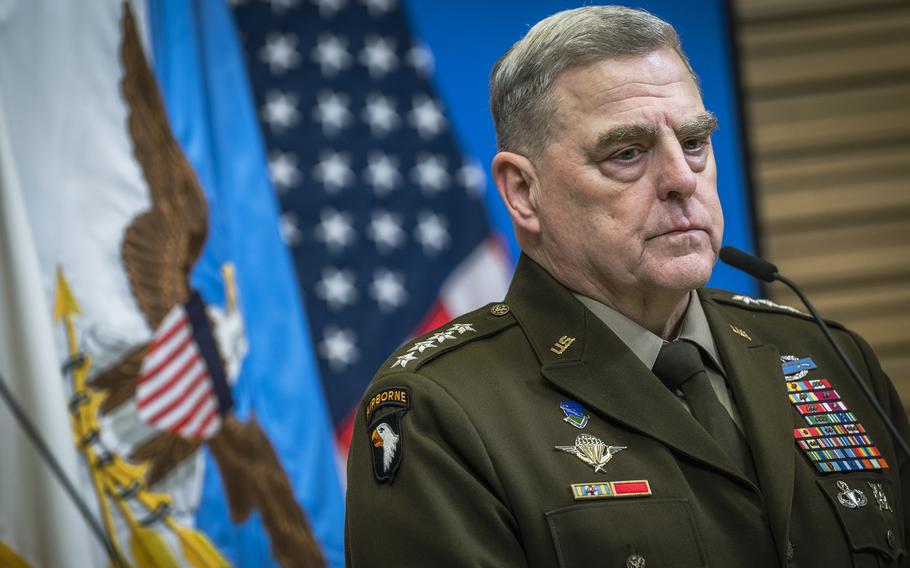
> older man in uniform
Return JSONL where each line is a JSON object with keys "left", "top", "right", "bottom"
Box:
{"left": 346, "top": 6, "right": 909, "bottom": 567}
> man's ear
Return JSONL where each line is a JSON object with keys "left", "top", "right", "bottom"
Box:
{"left": 491, "top": 151, "right": 541, "bottom": 236}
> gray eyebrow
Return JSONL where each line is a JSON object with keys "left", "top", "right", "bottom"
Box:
{"left": 588, "top": 111, "right": 718, "bottom": 159}
{"left": 592, "top": 123, "right": 658, "bottom": 153}
{"left": 675, "top": 112, "right": 718, "bottom": 140}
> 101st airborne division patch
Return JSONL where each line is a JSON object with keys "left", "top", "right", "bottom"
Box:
{"left": 365, "top": 386, "right": 410, "bottom": 483}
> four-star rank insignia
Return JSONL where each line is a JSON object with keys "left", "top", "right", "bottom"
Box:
{"left": 364, "top": 386, "right": 410, "bottom": 483}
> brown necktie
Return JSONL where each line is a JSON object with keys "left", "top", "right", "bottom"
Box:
{"left": 653, "top": 340, "right": 757, "bottom": 483}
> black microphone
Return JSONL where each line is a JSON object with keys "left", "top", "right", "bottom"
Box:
{"left": 719, "top": 246, "right": 910, "bottom": 460}
{"left": 719, "top": 246, "right": 778, "bottom": 283}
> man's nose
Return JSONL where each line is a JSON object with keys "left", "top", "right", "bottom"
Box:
{"left": 655, "top": 141, "right": 697, "bottom": 200}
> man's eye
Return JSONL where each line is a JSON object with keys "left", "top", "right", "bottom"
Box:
{"left": 613, "top": 147, "right": 641, "bottom": 161}
{"left": 682, "top": 138, "right": 706, "bottom": 151}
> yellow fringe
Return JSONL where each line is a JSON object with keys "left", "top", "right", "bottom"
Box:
{"left": 129, "top": 525, "right": 180, "bottom": 568}
{"left": 166, "top": 521, "right": 232, "bottom": 568}
{"left": 0, "top": 539, "right": 32, "bottom": 568}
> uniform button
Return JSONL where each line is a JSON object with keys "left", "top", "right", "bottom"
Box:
{"left": 626, "top": 554, "right": 646, "bottom": 568}
{"left": 887, "top": 529, "right": 897, "bottom": 549}
{"left": 786, "top": 541, "right": 795, "bottom": 561}
{"left": 490, "top": 303, "right": 510, "bottom": 316}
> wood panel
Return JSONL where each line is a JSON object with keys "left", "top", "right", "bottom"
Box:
{"left": 734, "top": 0, "right": 910, "bottom": 412}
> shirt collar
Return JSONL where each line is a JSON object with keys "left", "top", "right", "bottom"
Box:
{"left": 575, "top": 290, "right": 726, "bottom": 375}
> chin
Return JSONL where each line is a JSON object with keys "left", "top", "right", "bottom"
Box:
{"left": 648, "top": 255, "right": 714, "bottom": 291}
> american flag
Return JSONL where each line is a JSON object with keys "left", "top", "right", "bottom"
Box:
{"left": 137, "top": 292, "right": 234, "bottom": 440}
{"left": 230, "top": 0, "right": 512, "bottom": 450}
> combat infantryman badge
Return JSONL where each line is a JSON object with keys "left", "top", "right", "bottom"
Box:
{"left": 556, "top": 433, "right": 626, "bottom": 473}
{"left": 365, "top": 386, "right": 410, "bottom": 483}
{"left": 836, "top": 480, "right": 868, "bottom": 509}
{"left": 560, "top": 400, "right": 589, "bottom": 429}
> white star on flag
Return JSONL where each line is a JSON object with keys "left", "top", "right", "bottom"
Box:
{"left": 315, "top": 267, "right": 359, "bottom": 310}
{"left": 361, "top": 0, "right": 397, "bottom": 17}
{"left": 408, "top": 94, "right": 446, "bottom": 138}
{"left": 279, "top": 212, "right": 303, "bottom": 246}
{"left": 311, "top": 33, "right": 352, "bottom": 76}
{"left": 260, "top": 33, "right": 301, "bottom": 74}
{"left": 314, "top": 208, "right": 356, "bottom": 253}
{"left": 367, "top": 210, "right": 405, "bottom": 252}
{"left": 406, "top": 42, "right": 434, "bottom": 77}
{"left": 370, "top": 270, "right": 407, "bottom": 312}
{"left": 269, "top": 151, "right": 301, "bottom": 192}
{"left": 362, "top": 93, "right": 400, "bottom": 137}
{"left": 313, "top": 0, "right": 347, "bottom": 17}
{"left": 320, "top": 327, "right": 359, "bottom": 371}
{"left": 457, "top": 159, "right": 486, "bottom": 195}
{"left": 415, "top": 212, "right": 450, "bottom": 255}
{"left": 411, "top": 154, "right": 449, "bottom": 193}
{"left": 313, "top": 150, "right": 354, "bottom": 192}
{"left": 359, "top": 35, "right": 398, "bottom": 78}
{"left": 313, "top": 91, "right": 353, "bottom": 136}
{"left": 365, "top": 152, "right": 401, "bottom": 194}
{"left": 266, "top": 0, "right": 299, "bottom": 13}
{"left": 262, "top": 91, "right": 300, "bottom": 132}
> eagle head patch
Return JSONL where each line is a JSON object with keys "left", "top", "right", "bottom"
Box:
{"left": 365, "top": 386, "right": 410, "bottom": 483}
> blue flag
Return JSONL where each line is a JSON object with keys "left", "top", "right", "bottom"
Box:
{"left": 146, "top": 1, "right": 345, "bottom": 566}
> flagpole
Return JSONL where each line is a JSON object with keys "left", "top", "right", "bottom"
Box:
{"left": 0, "top": 371, "right": 121, "bottom": 565}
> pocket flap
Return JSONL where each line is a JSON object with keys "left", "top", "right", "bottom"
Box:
{"left": 546, "top": 498, "right": 706, "bottom": 568}
{"left": 817, "top": 477, "right": 905, "bottom": 562}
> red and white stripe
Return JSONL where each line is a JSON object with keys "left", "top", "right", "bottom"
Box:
{"left": 136, "top": 305, "right": 222, "bottom": 440}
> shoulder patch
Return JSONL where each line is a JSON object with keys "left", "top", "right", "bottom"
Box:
{"left": 377, "top": 302, "right": 517, "bottom": 376}
{"left": 364, "top": 386, "right": 410, "bottom": 483}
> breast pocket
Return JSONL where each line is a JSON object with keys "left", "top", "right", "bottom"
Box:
{"left": 817, "top": 477, "right": 905, "bottom": 567}
{"left": 545, "top": 498, "right": 707, "bottom": 568}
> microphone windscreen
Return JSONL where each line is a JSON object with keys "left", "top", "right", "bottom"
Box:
{"left": 719, "top": 246, "right": 778, "bottom": 282}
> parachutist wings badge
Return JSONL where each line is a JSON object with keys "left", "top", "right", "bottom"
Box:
{"left": 555, "top": 433, "right": 626, "bottom": 473}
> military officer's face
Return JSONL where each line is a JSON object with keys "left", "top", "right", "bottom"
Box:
{"left": 531, "top": 48, "right": 723, "bottom": 297}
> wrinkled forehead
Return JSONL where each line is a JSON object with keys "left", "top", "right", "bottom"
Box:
{"left": 548, "top": 49, "right": 703, "bottom": 130}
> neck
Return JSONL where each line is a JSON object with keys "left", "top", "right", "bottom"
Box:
{"left": 532, "top": 251, "right": 692, "bottom": 340}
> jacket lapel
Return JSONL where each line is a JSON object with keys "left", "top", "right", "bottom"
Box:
{"left": 505, "top": 256, "right": 752, "bottom": 484}
{"left": 700, "top": 293, "right": 794, "bottom": 563}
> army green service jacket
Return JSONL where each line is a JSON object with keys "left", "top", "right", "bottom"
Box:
{"left": 346, "top": 256, "right": 909, "bottom": 567}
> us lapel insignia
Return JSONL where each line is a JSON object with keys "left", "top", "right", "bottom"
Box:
{"left": 728, "top": 324, "right": 751, "bottom": 341}
{"left": 555, "top": 433, "right": 626, "bottom": 473}
{"left": 560, "top": 400, "right": 589, "bottom": 429}
{"left": 550, "top": 336, "right": 576, "bottom": 355}
{"left": 868, "top": 482, "right": 892, "bottom": 512}
{"left": 836, "top": 480, "right": 868, "bottom": 509}
{"left": 365, "top": 386, "right": 410, "bottom": 483}
{"left": 570, "top": 480, "right": 652, "bottom": 500}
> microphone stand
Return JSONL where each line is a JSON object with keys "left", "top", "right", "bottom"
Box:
{"left": 720, "top": 245, "right": 910, "bottom": 461}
